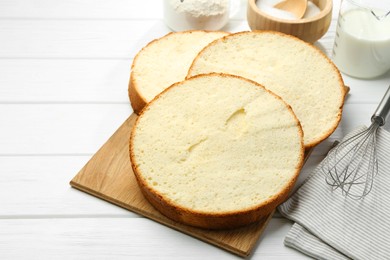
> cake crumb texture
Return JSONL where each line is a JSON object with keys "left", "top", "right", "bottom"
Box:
{"left": 188, "top": 31, "right": 346, "bottom": 148}
{"left": 130, "top": 74, "right": 305, "bottom": 229}
{"left": 129, "top": 30, "right": 228, "bottom": 114}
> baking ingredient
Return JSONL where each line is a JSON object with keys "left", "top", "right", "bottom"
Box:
{"left": 163, "top": 0, "right": 230, "bottom": 31}
{"left": 304, "top": 1, "right": 321, "bottom": 18}
{"left": 130, "top": 73, "right": 304, "bottom": 229}
{"left": 332, "top": 9, "right": 390, "bottom": 78}
{"left": 256, "top": 0, "right": 320, "bottom": 20}
{"left": 273, "top": 0, "right": 307, "bottom": 19}
{"left": 256, "top": 0, "right": 296, "bottom": 19}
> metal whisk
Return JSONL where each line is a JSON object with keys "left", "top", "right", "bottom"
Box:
{"left": 322, "top": 85, "right": 390, "bottom": 199}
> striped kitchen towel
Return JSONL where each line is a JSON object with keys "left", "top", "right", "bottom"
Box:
{"left": 278, "top": 126, "right": 390, "bottom": 260}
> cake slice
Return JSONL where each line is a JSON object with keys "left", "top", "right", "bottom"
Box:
{"left": 188, "top": 31, "right": 346, "bottom": 148}
{"left": 129, "top": 30, "right": 229, "bottom": 114}
{"left": 130, "top": 73, "right": 305, "bottom": 229}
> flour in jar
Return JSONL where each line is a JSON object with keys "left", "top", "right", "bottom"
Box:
{"left": 163, "top": 0, "right": 230, "bottom": 31}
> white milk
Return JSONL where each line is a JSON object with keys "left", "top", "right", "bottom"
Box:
{"left": 332, "top": 9, "right": 390, "bottom": 78}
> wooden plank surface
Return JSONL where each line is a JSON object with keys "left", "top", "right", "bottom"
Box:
{"left": 0, "top": 103, "right": 380, "bottom": 155}
{"left": 0, "top": 20, "right": 248, "bottom": 59}
{"left": 0, "top": 156, "right": 133, "bottom": 217}
{"left": 0, "top": 218, "right": 309, "bottom": 259}
{"left": 0, "top": 59, "right": 132, "bottom": 103}
{"left": 0, "top": 58, "right": 388, "bottom": 104}
{"left": 0, "top": 104, "right": 130, "bottom": 155}
{"left": 0, "top": 0, "right": 163, "bottom": 19}
{"left": 0, "top": 20, "right": 157, "bottom": 58}
{"left": 0, "top": 0, "right": 247, "bottom": 20}
{"left": 0, "top": 153, "right": 326, "bottom": 217}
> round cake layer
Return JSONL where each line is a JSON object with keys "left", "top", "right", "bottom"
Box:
{"left": 188, "top": 31, "right": 346, "bottom": 148}
{"left": 130, "top": 73, "right": 305, "bottom": 229}
{"left": 129, "top": 30, "right": 228, "bottom": 114}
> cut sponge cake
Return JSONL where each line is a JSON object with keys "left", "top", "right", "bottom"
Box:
{"left": 188, "top": 31, "right": 346, "bottom": 149}
{"left": 129, "top": 30, "right": 229, "bottom": 114}
{"left": 130, "top": 73, "right": 305, "bottom": 229}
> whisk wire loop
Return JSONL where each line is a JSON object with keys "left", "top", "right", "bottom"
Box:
{"left": 323, "top": 122, "right": 380, "bottom": 199}
{"left": 323, "top": 84, "right": 390, "bottom": 199}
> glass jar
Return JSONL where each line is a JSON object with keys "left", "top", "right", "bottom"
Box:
{"left": 163, "top": 0, "right": 230, "bottom": 31}
{"left": 332, "top": 0, "right": 390, "bottom": 78}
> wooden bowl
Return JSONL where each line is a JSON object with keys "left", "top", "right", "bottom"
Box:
{"left": 247, "top": 0, "right": 332, "bottom": 42}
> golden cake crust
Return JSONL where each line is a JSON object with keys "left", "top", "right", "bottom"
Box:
{"left": 187, "top": 31, "right": 347, "bottom": 149}
{"left": 129, "top": 73, "right": 305, "bottom": 229}
{"left": 129, "top": 30, "right": 229, "bottom": 114}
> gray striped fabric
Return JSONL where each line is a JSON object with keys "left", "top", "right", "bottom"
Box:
{"left": 285, "top": 223, "right": 349, "bottom": 260}
{"left": 278, "top": 126, "right": 390, "bottom": 260}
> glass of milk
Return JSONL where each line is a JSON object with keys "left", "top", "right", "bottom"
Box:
{"left": 332, "top": 0, "right": 390, "bottom": 79}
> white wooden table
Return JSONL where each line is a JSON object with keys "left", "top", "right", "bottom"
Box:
{"left": 1, "top": 0, "right": 390, "bottom": 259}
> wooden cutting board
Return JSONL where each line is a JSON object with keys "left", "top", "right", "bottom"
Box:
{"left": 70, "top": 113, "right": 275, "bottom": 257}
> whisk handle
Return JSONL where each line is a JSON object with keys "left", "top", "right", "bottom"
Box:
{"left": 372, "top": 84, "right": 390, "bottom": 126}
